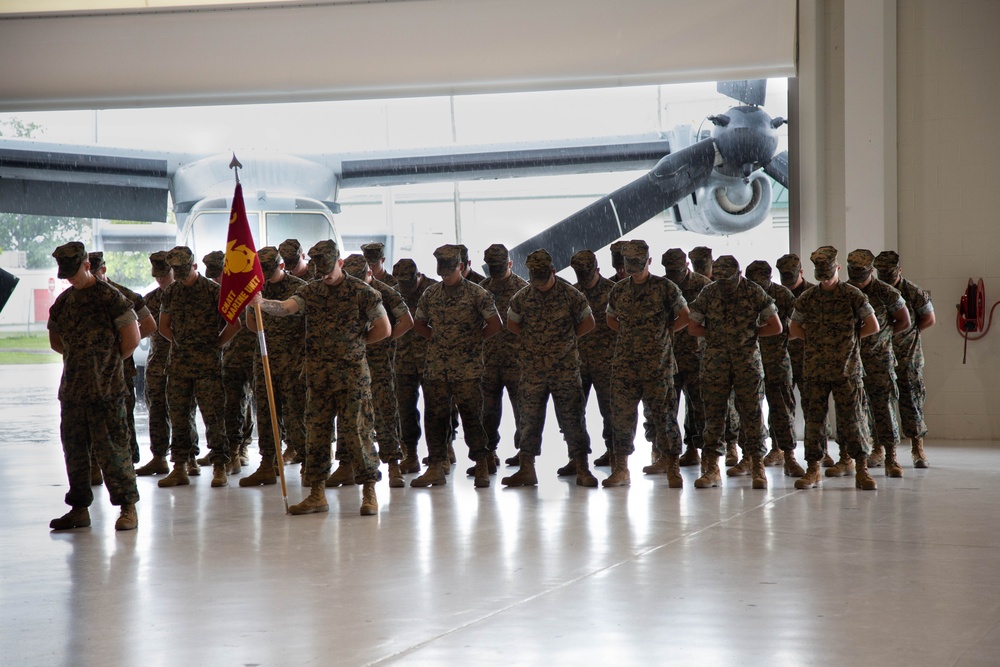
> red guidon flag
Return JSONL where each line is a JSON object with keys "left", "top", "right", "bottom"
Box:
{"left": 218, "top": 183, "right": 265, "bottom": 324}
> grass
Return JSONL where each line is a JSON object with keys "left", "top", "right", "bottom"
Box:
{"left": 0, "top": 332, "right": 62, "bottom": 364}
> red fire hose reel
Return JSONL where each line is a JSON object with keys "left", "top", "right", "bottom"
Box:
{"left": 956, "top": 278, "right": 998, "bottom": 363}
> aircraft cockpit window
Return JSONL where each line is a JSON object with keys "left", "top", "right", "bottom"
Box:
{"left": 189, "top": 211, "right": 260, "bottom": 260}
{"left": 265, "top": 212, "right": 336, "bottom": 250}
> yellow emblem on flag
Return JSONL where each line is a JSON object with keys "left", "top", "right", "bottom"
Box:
{"left": 225, "top": 239, "right": 256, "bottom": 275}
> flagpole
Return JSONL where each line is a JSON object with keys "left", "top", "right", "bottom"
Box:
{"left": 230, "top": 154, "right": 289, "bottom": 514}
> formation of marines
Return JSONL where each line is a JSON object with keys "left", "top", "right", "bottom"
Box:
{"left": 46, "top": 236, "right": 936, "bottom": 531}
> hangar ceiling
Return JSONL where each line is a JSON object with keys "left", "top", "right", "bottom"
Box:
{"left": 0, "top": 0, "right": 796, "bottom": 112}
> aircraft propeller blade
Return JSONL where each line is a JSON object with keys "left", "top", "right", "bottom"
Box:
{"left": 508, "top": 138, "right": 718, "bottom": 274}
{"left": 764, "top": 150, "right": 789, "bottom": 189}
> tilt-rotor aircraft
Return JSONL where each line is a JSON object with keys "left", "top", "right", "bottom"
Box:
{"left": 0, "top": 80, "right": 788, "bottom": 276}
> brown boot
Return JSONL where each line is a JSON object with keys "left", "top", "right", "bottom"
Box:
{"left": 727, "top": 453, "right": 752, "bottom": 476}
{"left": 289, "top": 481, "right": 329, "bottom": 515}
{"left": 196, "top": 454, "right": 212, "bottom": 466}
{"left": 388, "top": 460, "right": 405, "bottom": 488}
{"left": 473, "top": 457, "right": 491, "bottom": 488}
{"left": 593, "top": 450, "right": 612, "bottom": 467}
{"left": 911, "top": 437, "right": 929, "bottom": 468}
{"left": 90, "top": 465, "right": 103, "bottom": 487}
{"left": 556, "top": 459, "right": 578, "bottom": 476}
{"left": 448, "top": 444, "right": 457, "bottom": 464}
{"left": 855, "top": 456, "right": 877, "bottom": 490}
{"left": 505, "top": 453, "right": 521, "bottom": 466}
{"left": 665, "top": 454, "right": 683, "bottom": 489}
{"left": 826, "top": 446, "right": 855, "bottom": 477}
{"left": 410, "top": 461, "right": 447, "bottom": 487}
{"left": 227, "top": 453, "right": 242, "bottom": 475}
{"left": 695, "top": 453, "right": 722, "bottom": 488}
{"left": 794, "top": 461, "right": 822, "bottom": 489}
{"left": 240, "top": 458, "right": 277, "bottom": 487}
{"left": 501, "top": 454, "right": 537, "bottom": 487}
{"left": 762, "top": 447, "right": 784, "bottom": 466}
{"left": 783, "top": 450, "right": 805, "bottom": 478}
{"left": 50, "top": 507, "right": 91, "bottom": 530}
{"left": 868, "top": 444, "right": 885, "bottom": 468}
{"left": 158, "top": 462, "right": 190, "bottom": 488}
{"left": 326, "top": 461, "right": 357, "bottom": 488}
{"left": 211, "top": 463, "right": 228, "bottom": 487}
{"left": 725, "top": 443, "right": 738, "bottom": 467}
{"left": 187, "top": 458, "right": 201, "bottom": 476}
{"left": 821, "top": 450, "right": 836, "bottom": 467}
{"left": 360, "top": 481, "right": 378, "bottom": 515}
{"left": 678, "top": 445, "right": 700, "bottom": 467}
{"left": 281, "top": 446, "right": 298, "bottom": 465}
{"left": 885, "top": 445, "right": 904, "bottom": 478}
{"left": 135, "top": 455, "right": 169, "bottom": 476}
{"left": 467, "top": 454, "right": 499, "bottom": 477}
{"left": 115, "top": 503, "right": 138, "bottom": 531}
{"left": 575, "top": 454, "right": 599, "bottom": 488}
{"left": 239, "top": 444, "right": 250, "bottom": 466}
{"left": 751, "top": 455, "right": 767, "bottom": 489}
{"left": 400, "top": 449, "right": 421, "bottom": 475}
{"left": 602, "top": 453, "right": 631, "bottom": 487}
{"left": 642, "top": 452, "right": 670, "bottom": 475}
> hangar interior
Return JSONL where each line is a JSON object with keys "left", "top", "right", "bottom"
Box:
{"left": 1, "top": 1, "right": 999, "bottom": 665}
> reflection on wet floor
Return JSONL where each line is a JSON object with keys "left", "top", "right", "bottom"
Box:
{"left": 2, "top": 364, "right": 1000, "bottom": 666}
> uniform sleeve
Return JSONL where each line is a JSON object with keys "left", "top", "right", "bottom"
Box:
{"left": 570, "top": 286, "right": 592, "bottom": 323}
{"left": 790, "top": 293, "right": 808, "bottom": 324}
{"left": 160, "top": 285, "right": 173, "bottom": 315}
{"left": 506, "top": 290, "right": 524, "bottom": 325}
{"left": 384, "top": 288, "right": 410, "bottom": 321}
{"left": 290, "top": 282, "right": 310, "bottom": 314}
{"left": 361, "top": 284, "right": 387, "bottom": 324}
{"left": 886, "top": 285, "right": 906, "bottom": 315}
{"left": 108, "top": 288, "right": 138, "bottom": 330}
{"left": 756, "top": 289, "right": 777, "bottom": 326}
{"left": 477, "top": 286, "right": 500, "bottom": 321}
{"left": 688, "top": 291, "right": 707, "bottom": 326}
{"left": 665, "top": 281, "right": 687, "bottom": 316}
{"left": 606, "top": 283, "right": 620, "bottom": 319}
{"left": 852, "top": 289, "right": 875, "bottom": 322}
{"left": 414, "top": 290, "right": 430, "bottom": 322}
{"left": 47, "top": 298, "right": 63, "bottom": 335}
{"left": 912, "top": 286, "right": 934, "bottom": 317}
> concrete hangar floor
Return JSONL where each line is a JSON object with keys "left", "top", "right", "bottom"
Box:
{"left": 1, "top": 363, "right": 999, "bottom": 666}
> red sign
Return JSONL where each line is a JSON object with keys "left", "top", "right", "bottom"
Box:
{"left": 48, "top": 277, "right": 55, "bottom": 293}
{"left": 218, "top": 182, "right": 265, "bottom": 323}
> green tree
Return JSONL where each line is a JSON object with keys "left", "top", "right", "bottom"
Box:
{"left": 0, "top": 117, "right": 94, "bottom": 270}
{"left": 104, "top": 251, "right": 156, "bottom": 291}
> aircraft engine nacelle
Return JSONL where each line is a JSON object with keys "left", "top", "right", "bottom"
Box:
{"left": 674, "top": 170, "right": 772, "bottom": 236}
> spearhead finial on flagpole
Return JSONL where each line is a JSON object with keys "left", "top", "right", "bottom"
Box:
{"left": 229, "top": 153, "right": 243, "bottom": 184}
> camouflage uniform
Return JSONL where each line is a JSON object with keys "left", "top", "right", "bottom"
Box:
{"left": 875, "top": 251, "right": 934, "bottom": 441}
{"left": 458, "top": 244, "right": 487, "bottom": 285}
{"left": 479, "top": 244, "right": 529, "bottom": 457}
{"left": 688, "top": 257, "right": 775, "bottom": 459}
{"left": 48, "top": 242, "right": 139, "bottom": 511}
{"left": 791, "top": 247, "right": 875, "bottom": 462}
{"left": 141, "top": 253, "right": 200, "bottom": 463}
{"left": 746, "top": 260, "right": 797, "bottom": 454}
{"left": 161, "top": 248, "right": 231, "bottom": 465}
{"left": 571, "top": 251, "right": 617, "bottom": 457}
{"left": 415, "top": 245, "right": 500, "bottom": 465}
{"left": 663, "top": 249, "right": 711, "bottom": 455}
{"left": 507, "top": 250, "right": 593, "bottom": 459}
{"left": 362, "top": 241, "right": 399, "bottom": 289}
{"left": 607, "top": 241, "right": 686, "bottom": 458}
{"left": 343, "top": 254, "right": 410, "bottom": 463}
{"left": 251, "top": 248, "right": 307, "bottom": 465}
{"left": 393, "top": 260, "right": 438, "bottom": 463}
{"left": 848, "top": 250, "right": 906, "bottom": 460}
{"left": 289, "top": 243, "right": 385, "bottom": 484}
{"left": 279, "top": 238, "right": 317, "bottom": 282}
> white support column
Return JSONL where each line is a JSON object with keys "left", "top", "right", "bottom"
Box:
{"left": 843, "top": 0, "right": 897, "bottom": 254}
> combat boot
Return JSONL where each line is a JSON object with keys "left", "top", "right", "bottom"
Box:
{"left": 228, "top": 453, "right": 242, "bottom": 475}
{"left": 885, "top": 445, "right": 904, "bottom": 478}
{"left": 593, "top": 450, "right": 612, "bottom": 467}
{"left": 574, "top": 454, "right": 599, "bottom": 488}
{"left": 289, "top": 481, "right": 329, "bottom": 515}
{"left": 473, "top": 457, "right": 491, "bottom": 488}
{"left": 678, "top": 445, "right": 700, "bottom": 467}
{"left": 158, "top": 462, "right": 190, "bottom": 488}
{"left": 725, "top": 443, "right": 739, "bottom": 467}
{"left": 196, "top": 454, "right": 212, "bottom": 466}
{"left": 211, "top": 463, "right": 228, "bottom": 488}
{"left": 325, "top": 461, "right": 357, "bottom": 487}
{"left": 821, "top": 449, "right": 836, "bottom": 467}
{"left": 238, "top": 444, "right": 250, "bottom": 466}
{"left": 727, "top": 454, "right": 752, "bottom": 476}
{"left": 642, "top": 452, "right": 670, "bottom": 475}
{"left": 90, "top": 465, "right": 103, "bottom": 487}
{"left": 783, "top": 450, "right": 805, "bottom": 477}
{"left": 400, "top": 449, "right": 421, "bottom": 475}
{"left": 502, "top": 454, "right": 538, "bottom": 487}
{"left": 556, "top": 459, "right": 578, "bottom": 476}
{"left": 388, "top": 460, "right": 405, "bottom": 488}
{"left": 664, "top": 454, "right": 683, "bottom": 489}
{"left": 694, "top": 453, "right": 722, "bottom": 488}
{"left": 762, "top": 447, "right": 784, "bottom": 467}
{"left": 135, "top": 455, "right": 169, "bottom": 476}
{"left": 826, "top": 446, "right": 855, "bottom": 477}
{"left": 504, "top": 453, "right": 521, "bottom": 466}
{"left": 466, "top": 453, "right": 499, "bottom": 477}
{"left": 794, "top": 461, "right": 822, "bottom": 489}
{"left": 360, "top": 481, "right": 378, "bottom": 515}
{"left": 855, "top": 456, "right": 877, "bottom": 490}
{"left": 911, "top": 437, "right": 929, "bottom": 468}
{"left": 410, "top": 461, "right": 448, "bottom": 487}
{"left": 602, "top": 453, "right": 631, "bottom": 487}
{"left": 50, "top": 507, "right": 90, "bottom": 530}
{"left": 187, "top": 458, "right": 201, "bottom": 476}
{"left": 441, "top": 457, "right": 452, "bottom": 476}
{"left": 751, "top": 455, "right": 767, "bottom": 489}
{"left": 240, "top": 458, "right": 277, "bottom": 487}
{"left": 281, "top": 446, "right": 298, "bottom": 465}
{"left": 115, "top": 503, "right": 138, "bottom": 531}
{"left": 448, "top": 443, "right": 457, "bottom": 464}
{"left": 868, "top": 444, "right": 885, "bottom": 468}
